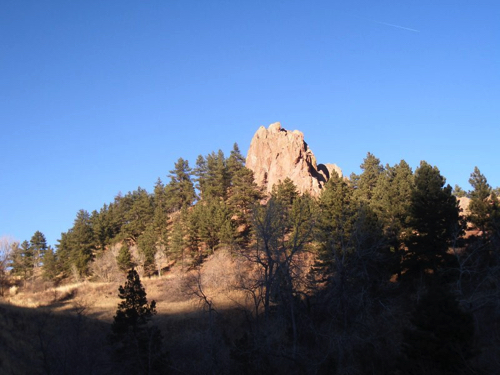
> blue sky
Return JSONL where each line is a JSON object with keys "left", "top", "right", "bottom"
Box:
{"left": 1, "top": 1, "right": 499, "bottom": 247}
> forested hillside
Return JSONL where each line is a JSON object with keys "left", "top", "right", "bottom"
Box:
{"left": 2, "top": 143, "right": 500, "bottom": 375}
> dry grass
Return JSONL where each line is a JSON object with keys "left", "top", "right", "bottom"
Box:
{"left": 3, "top": 249, "right": 256, "bottom": 322}
{"left": 0, "top": 251, "right": 267, "bottom": 374}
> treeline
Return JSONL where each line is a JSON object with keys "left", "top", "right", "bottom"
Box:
{"left": 38, "top": 143, "right": 261, "bottom": 280}
{"left": 4, "top": 146, "right": 500, "bottom": 374}
{"left": 218, "top": 155, "right": 499, "bottom": 374}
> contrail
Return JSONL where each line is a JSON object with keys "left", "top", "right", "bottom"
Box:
{"left": 373, "top": 20, "right": 420, "bottom": 33}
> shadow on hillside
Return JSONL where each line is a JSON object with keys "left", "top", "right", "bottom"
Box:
{"left": 0, "top": 299, "right": 251, "bottom": 375}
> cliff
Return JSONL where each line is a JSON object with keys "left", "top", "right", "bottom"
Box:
{"left": 245, "top": 122, "right": 341, "bottom": 196}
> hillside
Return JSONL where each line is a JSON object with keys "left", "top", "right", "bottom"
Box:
{"left": 1, "top": 124, "right": 500, "bottom": 374}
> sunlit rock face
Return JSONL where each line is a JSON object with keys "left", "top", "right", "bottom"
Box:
{"left": 246, "top": 122, "right": 342, "bottom": 196}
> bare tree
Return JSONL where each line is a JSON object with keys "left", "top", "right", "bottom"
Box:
{"left": 154, "top": 246, "right": 166, "bottom": 277}
{"left": 0, "top": 236, "right": 14, "bottom": 296}
{"left": 90, "top": 244, "right": 122, "bottom": 282}
{"left": 243, "top": 197, "right": 315, "bottom": 358}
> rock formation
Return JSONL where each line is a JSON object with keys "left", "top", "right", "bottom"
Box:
{"left": 246, "top": 122, "right": 341, "bottom": 196}
{"left": 458, "top": 196, "right": 471, "bottom": 216}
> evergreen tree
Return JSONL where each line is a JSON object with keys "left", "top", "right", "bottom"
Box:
{"left": 195, "top": 150, "right": 230, "bottom": 200}
{"left": 153, "top": 178, "right": 169, "bottom": 249}
{"left": 371, "top": 160, "right": 414, "bottom": 237}
{"left": 271, "top": 178, "right": 299, "bottom": 208}
{"left": 401, "top": 161, "right": 459, "bottom": 286}
{"left": 288, "top": 193, "right": 317, "bottom": 249}
{"left": 30, "top": 230, "right": 47, "bottom": 268}
{"left": 90, "top": 205, "right": 115, "bottom": 251}
{"left": 55, "top": 232, "right": 72, "bottom": 275}
{"left": 109, "top": 193, "right": 134, "bottom": 238}
{"left": 227, "top": 167, "right": 263, "bottom": 243}
{"left": 42, "top": 246, "right": 58, "bottom": 280}
{"left": 110, "top": 269, "right": 164, "bottom": 374}
{"left": 317, "top": 169, "right": 390, "bottom": 283}
{"left": 316, "top": 171, "right": 356, "bottom": 268}
{"left": 111, "top": 269, "right": 157, "bottom": 334}
{"left": 137, "top": 224, "right": 158, "bottom": 275}
{"left": 193, "top": 197, "right": 235, "bottom": 254}
{"left": 468, "top": 167, "right": 494, "bottom": 232}
{"left": 73, "top": 210, "right": 96, "bottom": 275}
{"left": 170, "top": 212, "right": 187, "bottom": 268}
{"left": 59, "top": 210, "right": 96, "bottom": 277}
{"left": 453, "top": 184, "right": 467, "bottom": 198}
{"left": 466, "top": 167, "right": 500, "bottom": 270}
{"left": 227, "top": 142, "right": 246, "bottom": 178}
{"left": 184, "top": 206, "right": 204, "bottom": 263}
{"left": 207, "top": 150, "right": 231, "bottom": 200}
{"left": 20, "top": 240, "right": 33, "bottom": 271}
{"left": 9, "top": 241, "right": 31, "bottom": 279}
{"left": 117, "top": 242, "right": 133, "bottom": 272}
{"left": 122, "top": 188, "right": 154, "bottom": 242}
{"left": 371, "top": 160, "right": 414, "bottom": 274}
{"left": 193, "top": 154, "right": 208, "bottom": 195}
{"left": 165, "top": 158, "right": 196, "bottom": 212}
{"left": 353, "top": 152, "right": 384, "bottom": 202}
{"left": 228, "top": 168, "right": 262, "bottom": 212}
{"left": 9, "top": 241, "right": 34, "bottom": 280}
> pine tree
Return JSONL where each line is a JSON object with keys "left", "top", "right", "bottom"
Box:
{"left": 227, "top": 142, "right": 246, "bottom": 178}
{"left": 117, "top": 242, "right": 133, "bottom": 272}
{"left": 468, "top": 167, "right": 493, "bottom": 232}
{"left": 401, "top": 161, "right": 459, "bottom": 286}
{"left": 9, "top": 241, "right": 30, "bottom": 279}
{"left": 371, "top": 160, "right": 414, "bottom": 238}
{"left": 10, "top": 241, "right": 28, "bottom": 280}
{"left": 371, "top": 160, "right": 414, "bottom": 274}
{"left": 55, "top": 210, "right": 96, "bottom": 277}
{"left": 122, "top": 188, "right": 154, "bottom": 242}
{"left": 194, "top": 150, "right": 231, "bottom": 201}
{"left": 110, "top": 269, "right": 165, "bottom": 374}
{"left": 165, "top": 158, "right": 196, "bottom": 211}
{"left": 70, "top": 209, "right": 96, "bottom": 276}
{"left": 193, "top": 154, "right": 208, "bottom": 194}
{"left": 42, "top": 246, "right": 58, "bottom": 280}
{"left": 271, "top": 178, "right": 299, "bottom": 208}
{"left": 453, "top": 184, "right": 467, "bottom": 198}
{"left": 20, "top": 240, "right": 33, "bottom": 271}
{"left": 30, "top": 230, "right": 47, "bottom": 268}
{"left": 153, "top": 178, "right": 169, "bottom": 249}
{"left": 193, "top": 197, "right": 235, "bottom": 254}
{"left": 185, "top": 208, "right": 202, "bottom": 262}
{"left": 466, "top": 167, "right": 500, "bottom": 270}
{"left": 204, "top": 150, "right": 231, "bottom": 200}
{"left": 91, "top": 205, "right": 115, "bottom": 251}
{"left": 315, "top": 170, "right": 391, "bottom": 290}
{"left": 112, "top": 269, "right": 157, "bottom": 332}
{"left": 55, "top": 232, "right": 72, "bottom": 275}
{"left": 353, "top": 152, "right": 384, "bottom": 202}
{"left": 227, "top": 167, "right": 263, "bottom": 243}
{"left": 228, "top": 168, "right": 262, "bottom": 212}
{"left": 316, "top": 171, "right": 356, "bottom": 268}
{"left": 170, "top": 212, "right": 187, "bottom": 268}
{"left": 137, "top": 224, "right": 158, "bottom": 275}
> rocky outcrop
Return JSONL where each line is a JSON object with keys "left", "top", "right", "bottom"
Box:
{"left": 458, "top": 196, "right": 471, "bottom": 216}
{"left": 246, "top": 122, "right": 341, "bottom": 196}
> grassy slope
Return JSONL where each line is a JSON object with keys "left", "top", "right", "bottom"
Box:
{"left": 1, "top": 252, "right": 254, "bottom": 374}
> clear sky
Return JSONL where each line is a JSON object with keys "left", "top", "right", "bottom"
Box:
{"left": 1, "top": 1, "right": 499, "bottom": 247}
